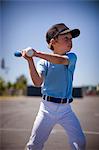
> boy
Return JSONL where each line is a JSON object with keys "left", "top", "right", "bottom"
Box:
{"left": 23, "top": 23, "right": 86, "bottom": 150}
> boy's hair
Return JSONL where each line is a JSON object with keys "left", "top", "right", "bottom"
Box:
{"left": 46, "top": 23, "right": 80, "bottom": 50}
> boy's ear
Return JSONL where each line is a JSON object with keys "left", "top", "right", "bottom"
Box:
{"left": 48, "top": 38, "right": 56, "bottom": 49}
{"left": 50, "top": 38, "right": 56, "bottom": 45}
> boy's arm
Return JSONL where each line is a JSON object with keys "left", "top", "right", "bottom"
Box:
{"left": 34, "top": 51, "right": 69, "bottom": 65}
{"left": 28, "top": 58, "right": 43, "bottom": 87}
{"left": 22, "top": 51, "right": 43, "bottom": 87}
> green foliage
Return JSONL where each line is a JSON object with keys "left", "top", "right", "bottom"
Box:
{"left": 0, "top": 75, "right": 27, "bottom": 96}
{"left": 15, "top": 75, "right": 27, "bottom": 90}
{"left": 0, "top": 77, "right": 6, "bottom": 95}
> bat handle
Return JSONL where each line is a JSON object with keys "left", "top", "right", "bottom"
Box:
{"left": 14, "top": 51, "right": 22, "bottom": 57}
{"left": 14, "top": 48, "right": 34, "bottom": 57}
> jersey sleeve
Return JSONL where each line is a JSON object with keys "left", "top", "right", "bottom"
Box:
{"left": 67, "top": 53, "right": 77, "bottom": 73}
{"left": 37, "top": 59, "right": 48, "bottom": 77}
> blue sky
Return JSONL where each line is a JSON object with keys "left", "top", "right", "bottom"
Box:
{"left": 0, "top": 0, "right": 99, "bottom": 86}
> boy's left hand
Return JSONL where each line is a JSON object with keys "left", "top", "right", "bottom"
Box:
{"left": 22, "top": 47, "right": 36, "bottom": 57}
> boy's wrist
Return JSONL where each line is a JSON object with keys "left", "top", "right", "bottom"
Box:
{"left": 27, "top": 57, "right": 33, "bottom": 62}
{"left": 33, "top": 50, "right": 39, "bottom": 57}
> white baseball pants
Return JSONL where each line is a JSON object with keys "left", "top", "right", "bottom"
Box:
{"left": 27, "top": 99, "right": 86, "bottom": 150}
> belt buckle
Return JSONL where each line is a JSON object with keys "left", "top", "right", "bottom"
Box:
{"left": 48, "top": 96, "right": 51, "bottom": 101}
{"left": 61, "top": 99, "right": 64, "bottom": 104}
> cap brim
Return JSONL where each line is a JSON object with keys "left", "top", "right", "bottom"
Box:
{"left": 60, "top": 29, "right": 80, "bottom": 38}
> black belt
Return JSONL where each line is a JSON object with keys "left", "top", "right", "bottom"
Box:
{"left": 43, "top": 95, "right": 73, "bottom": 104}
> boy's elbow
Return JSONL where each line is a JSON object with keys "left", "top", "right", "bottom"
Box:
{"left": 59, "top": 58, "right": 69, "bottom": 65}
{"left": 31, "top": 75, "right": 43, "bottom": 87}
{"left": 34, "top": 84, "right": 41, "bottom": 87}
{"left": 33, "top": 81, "right": 43, "bottom": 87}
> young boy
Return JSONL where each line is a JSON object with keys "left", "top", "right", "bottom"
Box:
{"left": 23, "top": 23, "right": 86, "bottom": 150}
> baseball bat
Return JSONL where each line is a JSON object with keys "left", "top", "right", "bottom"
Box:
{"left": 14, "top": 47, "right": 34, "bottom": 57}
{"left": 14, "top": 51, "right": 22, "bottom": 57}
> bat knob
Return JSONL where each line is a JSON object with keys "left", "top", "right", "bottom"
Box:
{"left": 14, "top": 51, "right": 22, "bottom": 57}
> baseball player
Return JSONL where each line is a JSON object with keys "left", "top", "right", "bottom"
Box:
{"left": 23, "top": 23, "right": 86, "bottom": 150}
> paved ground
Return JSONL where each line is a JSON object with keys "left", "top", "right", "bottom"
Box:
{"left": 0, "top": 96, "right": 99, "bottom": 150}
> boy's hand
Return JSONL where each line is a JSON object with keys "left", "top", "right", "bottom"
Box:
{"left": 22, "top": 47, "right": 36, "bottom": 61}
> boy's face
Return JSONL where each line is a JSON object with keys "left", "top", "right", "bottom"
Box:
{"left": 52, "top": 32, "right": 72, "bottom": 55}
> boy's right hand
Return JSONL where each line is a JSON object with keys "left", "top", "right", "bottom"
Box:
{"left": 22, "top": 47, "right": 36, "bottom": 61}
{"left": 22, "top": 50, "right": 32, "bottom": 61}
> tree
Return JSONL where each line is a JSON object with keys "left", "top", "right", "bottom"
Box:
{"left": 0, "top": 77, "right": 6, "bottom": 95}
{"left": 14, "top": 75, "right": 27, "bottom": 95}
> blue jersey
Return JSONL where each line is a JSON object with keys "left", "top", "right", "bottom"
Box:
{"left": 37, "top": 53, "right": 77, "bottom": 99}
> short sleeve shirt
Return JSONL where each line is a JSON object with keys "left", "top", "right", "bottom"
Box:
{"left": 37, "top": 52, "right": 77, "bottom": 99}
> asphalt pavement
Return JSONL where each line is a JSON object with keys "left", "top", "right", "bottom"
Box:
{"left": 0, "top": 96, "right": 99, "bottom": 150}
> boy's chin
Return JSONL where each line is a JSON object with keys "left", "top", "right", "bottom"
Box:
{"left": 66, "top": 49, "right": 71, "bottom": 53}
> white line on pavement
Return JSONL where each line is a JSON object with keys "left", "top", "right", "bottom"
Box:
{"left": 51, "top": 129, "right": 99, "bottom": 135}
{"left": 0, "top": 128, "right": 99, "bottom": 135}
{"left": 84, "top": 131, "right": 99, "bottom": 135}
{"left": 0, "top": 128, "right": 30, "bottom": 132}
